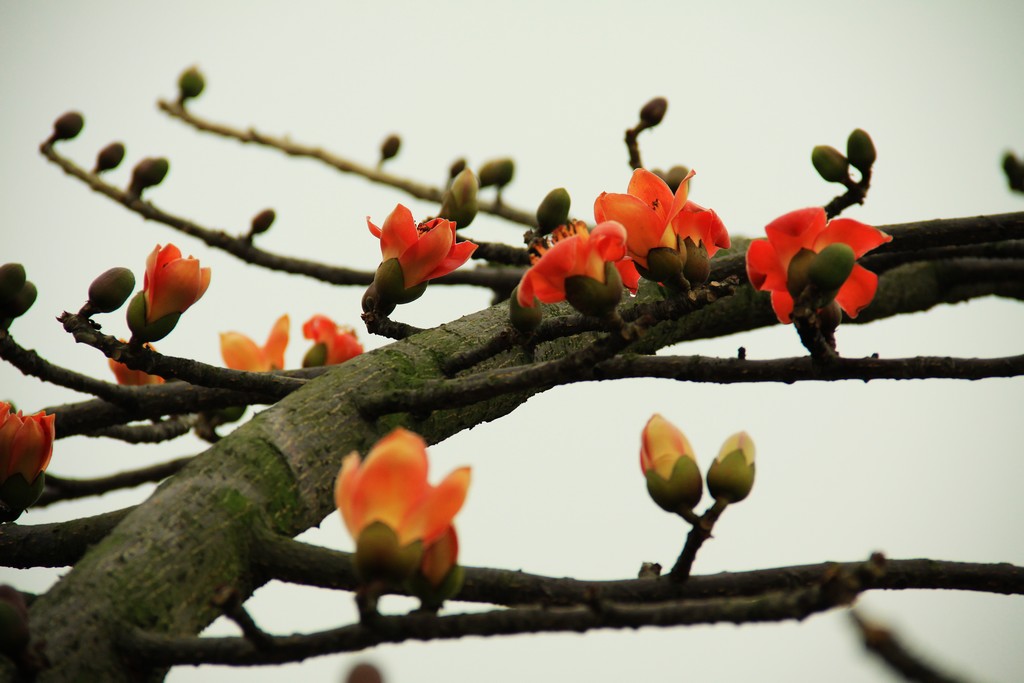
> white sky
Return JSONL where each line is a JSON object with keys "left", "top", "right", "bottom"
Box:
{"left": 1, "top": 1, "right": 1023, "bottom": 681}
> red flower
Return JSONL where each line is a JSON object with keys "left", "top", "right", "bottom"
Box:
{"left": 745, "top": 207, "right": 892, "bottom": 323}
{"left": 144, "top": 244, "right": 211, "bottom": 323}
{"left": 335, "top": 428, "right": 471, "bottom": 547}
{"left": 108, "top": 341, "right": 165, "bottom": 385}
{"left": 221, "top": 314, "right": 290, "bottom": 372}
{"left": 0, "top": 402, "right": 54, "bottom": 485}
{"left": 517, "top": 220, "right": 632, "bottom": 308}
{"left": 594, "top": 168, "right": 730, "bottom": 270}
{"left": 302, "top": 315, "right": 363, "bottom": 365}
{"left": 368, "top": 204, "right": 477, "bottom": 288}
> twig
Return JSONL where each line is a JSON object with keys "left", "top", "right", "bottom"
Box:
{"left": 210, "top": 586, "right": 274, "bottom": 651}
{"left": 359, "top": 311, "right": 425, "bottom": 340}
{"left": 669, "top": 499, "right": 728, "bottom": 581}
{"left": 850, "top": 610, "right": 971, "bottom": 683}
{"left": 83, "top": 416, "right": 195, "bottom": 444}
{"left": 157, "top": 100, "right": 537, "bottom": 228}
{"left": 0, "top": 507, "right": 133, "bottom": 568}
{"left": 824, "top": 169, "right": 872, "bottom": 219}
{"left": 36, "top": 457, "right": 193, "bottom": 507}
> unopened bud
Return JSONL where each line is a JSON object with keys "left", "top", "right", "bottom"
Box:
{"left": 563, "top": 262, "right": 623, "bottom": 318}
{"left": 478, "top": 158, "right": 515, "bottom": 188}
{"left": 811, "top": 145, "right": 850, "bottom": 184}
{"left": 94, "top": 142, "right": 126, "bottom": 173}
{"left": 302, "top": 343, "right": 328, "bottom": 368}
{"left": 661, "top": 165, "right": 691, "bottom": 193}
{"left": 250, "top": 208, "right": 276, "bottom": 236}
{"left": 126, "top": 291, "right": 180, "bottom": 343}
{"left": 129, "top": 157, "right": 170, "bottom": 196}
{"left": 639, "top": 97, "right": 668, "bottom": 127}
{"left": 786, "top": 248, "right": 816, "bottom": 299}
{"left": 51, "top": 111, "right": 84, "bottom": 142}
{"left": 0, "top": 280, "right": 36, "bottom": 320}
{"left": 808, "top": 243, "right": 855, "bottom": 292}
{"left": 681, "top": 238, "right": 710, "bottom": 285}
{"left": 438, "top": 169, "right": 479, "bottom": 229}
{"left": 1002, "top": 152, "right": 1024, "bottom": 192}
{"left": 706, "top": 431, "right": 755, "bottom": 503}
{"left": 644, "top": 247, "right": 686, "bottom": 286}
{"left": 379, "top": 134, "right": 401, "bottom": 163}
{"left": 88, "top": 267, "right": 136, "bottom": 313}
{"left": 178, "top": 67, "right": 205, "bottom": 102}
{"left": 509, "top": 285, "right": 543, "bottom": 333}
{"left": 846, "top": 129, "right": 876, "bottom": 174}
{"left": 449, "top": 158, "right": 467, "bottom": 180}
{"left": 535, "top": 187, "right": 571, "bottom": 235}
{"left": 0, "top": 264, "right": 26, "bottom": 301}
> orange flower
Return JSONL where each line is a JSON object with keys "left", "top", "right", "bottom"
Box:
{"left": 220, "top": 314, "right": 290, "bottom": 372}
{"left": 108, "top": 341, "right": 165, "bottom": 385}
{"left": 144, "top": 244, "right": 211, "bottom": 324}
{"left": 517, "top": 220, "right": 631, "bottom": 311}
{"left": 0, "top": 402, "right": 54, "bottom": 485}
{"left": 368, "top": 204, "right": 477, "bottom": 289}
{"left": 745, "top": 207, "right": 892, "bottom": 323}
{"left": 302, "top": 315, "right": 363, "bottom": 366}
{"left": 335, "top": 428, "right": 471, "bottom": 548}
{"left": 594, "top": 168, "right": 730, "bottom": 270}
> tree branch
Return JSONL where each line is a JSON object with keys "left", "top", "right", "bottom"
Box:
{"left": 0, "top": 508, "right": 133, "bottom": 568}
{"left": 36, "top": 457, "right": 193, "bottom": 508}
{"left": 850, "top": 610, "right": 971, "bottom": 683}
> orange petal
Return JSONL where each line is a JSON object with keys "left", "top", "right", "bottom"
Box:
{"left": 422, "top": 238, "right": 477, "bottom": 282}
{"left": 420, "top": 526, "right": 459, "bottom": 586}
{"left": 398, "top": 220, "right": 455, "bottom": 287}
{"left": 815, "top": 218, "right": 892, "bottom": 258}
{"left": 147, "top": 257, "right": 202, "bottom": 322}
{"left": 627, "top": 169, "right": 675, "bottom": 224}
{"left": 764, "top": 208, "right": 826, "bottom": 271}
{"left": 220, "top": 332, "right": 266, "bottom": 371}
{"left": 400, "top": 466, "right": 471, "bottom": 545}
{"left": 835, "top": 265, "right": 878, "bottom": 318}
{"left": 325, "top": 327, "right": 364, "bottom": 365}
{"left": 594, "top": 192, "right": 668, "bottom": 260}
{"left": 9, "top": 413, "right": 54, "bottom": 481}
{"left": 641, "top": 414, "right": 694, "bottom": 479}
{"left": 615, "top": 259, "right": 641, "bottom": 295}
{"left": 674, "top": 201, "right": 730, "bottom": 255}
{"left": 335, "top": 452, "right": 363, "bottom": 538}
{"left": 770, "top": 289, "right": 795, "bottom": 324}
{"left": 263, "top": 314, "right": 290, "bottom": 370}
{"left": 745, "top": 239, "right": 785, "bottom": 292}
{"left": 377, "top": 204, "right": 418, "bottom": 261}
{"left": 348, "top": 428, "right": 429, "bottom": 533}
{"left": 664, "top": 169, "right": 696, "bottom": 226}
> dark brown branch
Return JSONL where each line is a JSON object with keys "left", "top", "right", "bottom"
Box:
{"left": 36, "top": 457, "right": 193, "bottom": 507}
{"left": 0, "top": 507, "right": 132, "bottom": 568}
{"left": 59, "top": 312, "right": 305, "bottom": 400}
{"left": 40, "top": 142, "right": 522, "bottom": 292}
{"left": 851, "top": 611, "right": 971, "bottom": 683}
{"left": 823, "top": 170, "right": 872, "bottom": 219}
{"left": 157, "top": 100, "right": 537, "bottom": 228}
{"left": 359, "top": 311, "right": 425, "bottom": 340}
{"left": 669, "top": 500, "right": 728, "bottom": 581}
{"left": 210, "top": 586, "right": 274, "bottom": 651}
{"left": 122, "top": 558, "right": 884, "bottom": 666}
{"left": 83, "top": 416, "right": 194, "bottom": 444}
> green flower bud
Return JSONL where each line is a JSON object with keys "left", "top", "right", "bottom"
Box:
{"left": 846, "top": 129, "right": 877, "bottom": 174}
{"left": 0, "top": 264, "right": 26, "bottom": 301}
{"left": 478, "top": 158, "right": 515, "bottom": 188}
{"left": 786, "top": 248, "right": 816, "bottom": 299}
{"left": 0, "top": 472, "right": 46, "bottom": 512}
{"left": 706, "top": 432, "right": 756, "bottom": 503}
{"left": 129, "top": 157, "right": 170, "bottom": 196}
{"left": 639, "top": 96, "right": 668, "bottom": 127}
{"left": 94, "top": 142, "right": 126, "bottom": 173}
{"left": 661, "top": 165, "right": 691, "bottom": 193}
{"left": 438, "top": 169, "right": 479, "bottom": 229}
{"left": 178, "top": 66, "right": 205, "bottom": 102}
{"left": 811, "top": 145, "right": 850, "bottom": 184}
{"left": 681, "top": 237, "right": 710, "bottom": 285}
{"left": 809, "top": 243, "right": 855, "bottom": 292}
{"left": 508, "top": 285, "right": 543, "bottom": 333}
{"left": 1002, "top": 152, "right": 1024, "bottom": 192}
{"left": 51, "top": 111, "right": 84, "bottom": 142}
{"left": 564, "top": 262, "right": 623, "bottom": 318}
{"left": 88, "top": 267, "right": 136, "bottom": 313}
{"left": 354, "top": 521, "right": 423, "bottom": 584}
{"left": 126, "top": 291, "right": 180, "bottom": 343}
{"left": 535, "top": 187, "right": 571, "bottom": 235}
{"left": 250, "top": 208, "right": 276, "bottom": 236}
{"left": 0, "top": 280, "right": 36, "bottom": 320}
{"left": 379, "top": 134, "right": 401, "bottom": 163}
{"left": 645, "top": 454, "right": 703, "bottom": 514}
{"left": 302, "top": 342, "right": 328, "bottom": 368}
{"left": 449, "top": 158, "right": 467, "bottom": 180}
{"left": 362, "top": 259, "right": 428, "bottom": 315}
{"left": 644, "top": 247, "right": 686, "bottom": 285}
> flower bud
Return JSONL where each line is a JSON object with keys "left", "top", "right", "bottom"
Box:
{"left": 129, "top": 157, "right": 170, "bottom": 196}
{"left": 846, "top": 128, "right": 876, "bottom": 174}
{"left": 644, "top": 246, "right": 686, "bottom": 285}
{"left": 660, "top": 165, "right": 691, "bottom": 193}
{"left": 0, "top": 264, "right": 26, "bottom": 301}
{"left": 681, "top": 237, "right": 710, "bottom": 285}
{"left": 0, "top": 280, "right": 37, "bottom": 320}
{"left": 88, "top": 267, "right": 136, "bottom": 313}
{"left": 1002, "top": 152, "right": 1024, "bottom": 192}
{"left": 640, "top": 414, "right": 702, "bottom": 513}
{"left": 706, "top": 432, "right": 755, "bottom": 503}
{"left": 250, "top": 208, "right": 276, "bottom": 237}
{"left": 535, "top": 187, "right": 571, "bottom": 235}
{"left": 438, "top": 169, "right": 479, "bottom": 229}
{"left": 354, "top": 521, "right": 423, "bottom": 584}
{"left": 639, "top": 97, "right": 668, "bottom": 127}
{"left": 379, "top": 134, "right": 401, "bottom": 163}
{"left": 449, "top": 158, "right": 467, "bottom": 180}
{"left": 809, "top": 243, "right": 855, "bottom": 292}
{"left": 363, "top": 258, "right": 428, "bottom": 315}
{"left": 508, "top": 285, "right": 543, "bottom": 333}
{"left": 0, "top": 472, "right": 46, "bottom": 512}
{"left": 785, "top": 248, "right": 816, "bottom": 299}
{"left": 302, "top": 342, "right": 328, "bottom": 368}
{"left": 563, "top": 262, "right": 623, "bottom": 318}
{"left": 478, "top": 158, "right": 514, "bottom": 188}
{"left": 811, "top": 145, "right": 850, "bottom": 184}
{"left": 126, "top": 291, "right": 181, "bottom": 343}
{"left": 178, "top": 66, "right": 205, "bottom": 102}
{"left": 51, "top": 111, "right": 84, "bottom": 142}
{"left": 93, "top": 142, "right": 126, "bottom": 173}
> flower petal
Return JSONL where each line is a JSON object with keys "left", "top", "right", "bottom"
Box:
{"left": 745, "top": 239, "right": 785, "bottom": 292}
{"left": 400, "top": 466, "right": 471, "bottom": 545}
{"left": 348, "top": 428, "right": 429, "bottom": 533}
{"left": 220, "top": 332, "right": 266, "bottom": 371}
{"left": 627, "top": 169, "right": 675, "bottom": 224}
{"left": 422, "top": 237, "right": 478, "bottom": 282}
{"left": 335, "top": 452, "right": 363, "bottom": 538}
{"left": 594, "top": 192, "right": 670, "bottom": 263}
{"left": 814, "top": 218, "right": 892, "bottom": 258}
{"left": 664, "top": 169, "right": 696, "bottom": 226}
{"left": 375, "top": 204, "right": 418, "bottom": 261}
{"left": 398, "top": 220, "right": 456, "bottom": 287}
{"left": 834, "top": 264, "right": 878, "bottom": 318}
{"left": 770, "top": 289, "right": 795, "bottom": 324}
{"left": 674, "top": 201, "right": 730, "bottom": 255}
{"left": 263, "top": 314, "right": 290, "bottom": 370}
{"left": 764, "top": 208, "right": 826, "bottom": 271}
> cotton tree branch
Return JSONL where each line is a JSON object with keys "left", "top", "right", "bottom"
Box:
{"left": 850, "top": 611, "right": 971, "bottom": 683}
{"left": 36, "top": 457, "right": 193, "bottom": 507}
{"left": 83, "top": 416, "right": 195, "bottom": 444}
{"left": 669, "top": 500, "right": 729, "bottom": 581}
{"left": 157, "top": 100, "right": 538, "bottom": 228}
{"left": 0, "top": 508, "right": 133, "bottom": 568}
{"left": 39, "top": 142, "right": 523, "bottom": 293}
{"left": 121, "top": 557, "right": 884, "bottom": 667}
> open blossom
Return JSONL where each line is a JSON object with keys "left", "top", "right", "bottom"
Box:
{"left": 143, "top": 244, "right": 211, "bottom": 323}
{"left": 368, "top": 204, "right": 477, "bottom": 289}
{"left": 221, "top": 314, "right": 290, "bottom": 372}
{"left": 594, "top": 168, "right": 730, "bottom": 270}
{"left": 108, "top": 341, "right": 165, "bottom": 385}
{"left": 745, "top": 207, "right": 892, "bottom": 323}
{"left": 335, "top": 428, "right": 471, "bottom": 548}
{"left": 302, "top": 315, "right": 363, "bottom": 366}
{"left": 0, "top": 402, "right": 54, "bottom": 486}
{"left": 517, "top": 220, "right": 636, "bottom": 313}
